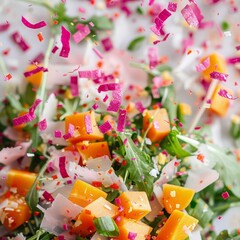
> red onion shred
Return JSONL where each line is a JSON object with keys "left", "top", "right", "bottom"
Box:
{"left": 72, "top": 24, "right": 90, "bottom": 44}
{"left": 196, "top": 57, "right": 210, "bottom": 72}
{"left": 70, "top": 76, "right": 79, "bottom": 97}
{"left": 79, "top": 69, "right": 102, "bottom": 79}
{"left": 98, "top": 83, "right": 121, "bottom": 93}
{"left": 218, "top": 89, "right": 238, "bottom": 100}
{"left": 99, "top": 121, "right": 113, "bottom": 134}
{"left": 84, "top": 114, "right": 93, "bottom": 134}
{"left": 210, "top": 71, "right": 228, "bottom": 82}
{"left": 148, "top": 47, "right": 158, "bottom": 69}
{"left": 59, "top": 156, "right": 69, "bottom": 178}
{"left": 0, "top": 22, "right": 10, "bottom": 32}
{"left": 38, "top": 118, "right": 47, "bottom": 131}
{"left": 21, "top": 16, "right": 47, "bottom": 29}
{"left": 117, "top": 109, "right": 127, "bottom": 132}
{"left": 181, "top": 2, "right": 204, "bottom": 28}
{"left": 59, "top": 26, "right": 71, "bottom": 58}
{"left": 101, "top": 37, "right": 113, "bottom": 51}
{"left": 24, "top": 66, "right": 47, "bottom": 77}
{"left": 11, "top": 32, "right": 30, "bottom": 51}
{"left": 168, "top": 2, "right": 177, "bottom": 12}
{"left": 42, "top": 191, "right": 54, "bottom": 202}
{"left": 92, "top": 47, "right": 103, "bottom": 59}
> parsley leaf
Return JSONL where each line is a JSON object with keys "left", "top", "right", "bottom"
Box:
{"left": 118, "top": 132, "right": 155, "bottom": 198}
{"left": 127, "top": 36, "right": 146, "bottom": 51}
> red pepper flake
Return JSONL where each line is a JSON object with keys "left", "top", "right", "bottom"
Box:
{"left": 197, "top": 154, "right": 205, "bottom": 162}
{"left": 122, "top": 160, "right": 127, "bottom": 166}
{"left": 37, "top": 32, "right": 44, "bottom": 42}
{"left": 92, "top": 181, "right": 102, "bottom": 187}
{"left": 52, "top": 175, "right": 58, "bottom": 180}
{"left": 110, "top": 183, "right": 119, "bottom": 190}
{"left": 221, "top": 191, "right": 229, "bottom": 200}
{"left": 4, "top": 73, "right": 12, "bottom": 81}
{"left": 34, "top": 211, "right": 40, "bottom": 216}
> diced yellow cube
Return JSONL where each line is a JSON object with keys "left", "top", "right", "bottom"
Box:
{"left": 201, "top": 53, "right": 227, "bottom": 81}
{"left": 162, "top": 184, "right": 195, "bottom": 214}
{"left": 178, "top": 103, "right": 192, "bottom": 116}
{"left": 156, "top": 210, "right": 198, "bottom": 240}
{"left": 118, "top": 191, "right": 151, "bottom": 220}
{"left": 115, "top": 217, "right": 152, "bottom": 240}
{"left": 68, "top": 179, "right": 107, "bottom": 207}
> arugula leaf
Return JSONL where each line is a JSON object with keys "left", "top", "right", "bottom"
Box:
{"left": 159, "top": 85, "right": 177, "bottom": 123}
{"left": 118, "top": 132, "right": 155, "bottom": 198}
{"left": 160, "top": 128, "right": 192, "bottom": 158}
{"left": 127, "top": 36, "right": 146, "bottom": 51}
{"left": 207, "top": 144, "right": 240, "bottom": 198}
{"left": 216, "top": 230, "right": 240, "bottom": 240}
{"left": 90, "top": 16, "right": 114, "bottom": 30}
{"left": 25, "top": 158, "right": 50, "bottom": 211}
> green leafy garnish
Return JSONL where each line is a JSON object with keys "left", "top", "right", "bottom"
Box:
{"left": 118, "top": 132, "right": 155, "bottom": 198}
{"left": 160, "top": 128, "right": 192, "bottom": 158}
{"left": 93, "top": 216, "right": 119, "bottom": 237}
{"left": 187, "top": 198, "right": 214, "bottom": 228}
{"left": 127, "top": 36, "right": 146, "bottom": 51}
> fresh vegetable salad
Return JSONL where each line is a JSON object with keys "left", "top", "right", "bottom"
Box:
{"left": 0, "top": 0, "right": 240, "bottom": 239}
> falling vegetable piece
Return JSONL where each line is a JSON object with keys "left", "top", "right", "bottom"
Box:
{"left": 0, "top": 193, "right": 31, "bottom": 230}
{"left": 68, "top": 179, "right": 107, "bottom": 207}
{"left": 6, "top": 169, "right": 37, "bottom": 196}
{"left": 24, "top": 64, "right": 44, "bottom": 87}
{"left": 156, "top": 210, "right": 198, "bottom": 240}
{"left": 143, "top": 108, "right": 171, "bottom": 143}
{"left": 117, "top": 191, "right": 151, "bottom": 221}
{"left": 201, "top": 53, "right": 227, "bottom": 81}
{"left": 210, "top": 84, "right": 233, "bottom": 116}
{"left": 21, "top": 16, "right": 47, "bottom": 29}
{"left": 115, "top": 217, "right": 152, "bottom": 240}
{"left": 162, "top": 184, "right": 195, "bottom": 214}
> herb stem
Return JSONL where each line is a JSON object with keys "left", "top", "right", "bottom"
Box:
{"left": 212, "top": 201, "right": 240, "bottom": 213}
{"left": 188, "top": 79, "right": 218, "bottom": 133}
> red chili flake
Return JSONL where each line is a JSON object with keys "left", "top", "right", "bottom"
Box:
{"left": 110, "top": 183, "right": 119, "bottom": 190}
{"left": 174, "top": 161, "right": 180, "bottom": 167}
{"left": 92, "top": 181, "right": 102, "bottom": 187}
{"left": 108, "top": 169, "right": 113, "bottom": 174}
{"left": 52, "top": 175, "right": 58, "bottom": 180}
{"left": 34, "top": 211, "right": 40, "bottom": 216}
{"left": 122, "top": 160, "right": 127, "bottom": 166}
{"left": 37, "top": 32, "right": 44, "bottom": 42}
{"left": 5, "top": 73, "right": 12, "bottom": 81}
{"left": 85, "top": 209, "right": 92, "bottom": 215}
{"left": 222, "top": 191, "right": 229, "bottom": 200}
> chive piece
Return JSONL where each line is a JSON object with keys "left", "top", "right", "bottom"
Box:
{"left": 127, "top": 36, "right": 145, "bottom": 51}
{"left": 186, "top": 198, "right": 214, "bottom": 228}
{"left": 93, "top": 216, "right": 119, "bottom": 237}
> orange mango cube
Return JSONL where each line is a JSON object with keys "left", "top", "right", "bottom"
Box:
{"left": 65, "top": 111, "right": 104, "bottom": 144}
{"left": 76, "top": 141, "right": 111, "bottom": 160}
{"left": 156, "top": 210, "right": 198, "bottom": 240}
{"left": 162, "top": 184, "right": 195, "bottom": 214}
{"left": 0, "top": 194, "right": 31, "bottom": 230}
{"left": 143, "top": 108, "right": 170, "bottom": 143}
{"left": 118, "top": 191, "right": 151, "bottom": 221}
{"left": 25, "top": 64, "right": 43, "bottom": 87}
{"left": 68, "top": 179, "right": 107, "bottom": 207}
{"left": 201, "top": 53, "right": 227, "bottom": 81}
{"left": 71, "top": 209, "right": 96, "bottom": 236}
{"left": 115, "top": 217, "right": 152, "bottom": 240}
{"left": 6, "top": 169, "right": 37, "bottom": 196}
{"left": 210, "top": 84, "right": 232, "bottom": 117}
{"left": 71, "top": 197, "right": 119, "bottom": 236}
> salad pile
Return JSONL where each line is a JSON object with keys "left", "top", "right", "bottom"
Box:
{"left": 0, "top": 0, "right": 240, "bottom": 239}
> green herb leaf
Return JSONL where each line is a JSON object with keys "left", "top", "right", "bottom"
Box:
{"left": 160, "top": 128, "right": 192, "bottom": 158}
{"left": 94, "top": 216, "right": 119, "bottom": 237}
{"left": 118, "top": 132, "right": 155, "bottom": 198}
{"left": 186, "top": 198, "right": 214, "bottom": 228}
{"left": 90, "top": 16, "right": 114, "bottom": 30}
{"left": 207, "top": 144, "right": 240, "bottom": 198}
{"left": 6, "top": 94, "right": 24, "bottom": 112}
{"left": 127, "top": 36, "right": 146, "bottom": 51}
